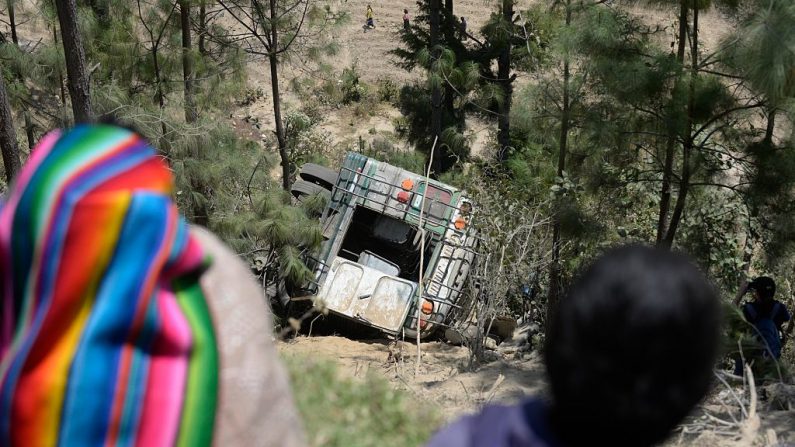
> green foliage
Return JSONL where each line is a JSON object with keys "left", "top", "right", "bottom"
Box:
{"left": 284, "top": 110, "right": 333, "bottom": 171}
{"left": 284, "top": 354, "right": 441, "bottom": 447}
{"left": 721, "top": 0, "right": 795, "bottom": 106}
{"left": 219, "top": 187, "right": 323, "bottom": 287}
{"left": 391, "top": 0, "right": 476, "bottom": 171}
{"left": 375, "top": 78, "right": 400, "bottom": 105}
{"left": 340, "top": 65, "right": 366, "bottom": 104}
{"left": 361, "top": 136, "right": 427, "bottom": 173}
{"left": 677, "top": 190, "right": 746, "bottom": 284}
{"left": 397, "top": 83, "right": 468, "bottom": 170}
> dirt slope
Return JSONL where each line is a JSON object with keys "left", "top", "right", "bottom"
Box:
{"left": 278, "top": 335, "right": 546, "bottom": 421}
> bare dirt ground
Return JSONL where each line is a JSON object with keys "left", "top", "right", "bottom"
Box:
{"left": 236, "top": 0, "right": 740, "bottom": 164}
{"left": 279, "top": 335, "right": 795, "bottom": 446}
{"left": 237, "top": 0, "right": 542, "bottom": 162}
{"left": 277, "top": 335, "right": 546, "bottom": 421}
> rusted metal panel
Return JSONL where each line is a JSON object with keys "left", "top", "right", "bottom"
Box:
{"left": 317, "top": 259, "right": 362, "bottom": 311}
{"left": 362, "top": 277, "right": 415, "bottom": 331}
{"left": 316, "top": 257, "right": 416, "bottom": 333}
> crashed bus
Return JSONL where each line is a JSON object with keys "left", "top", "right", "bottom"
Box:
{"left": 289, "top": 153, "right": 479, "bottom": 338}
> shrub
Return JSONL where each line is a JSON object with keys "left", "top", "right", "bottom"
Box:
{"left": 238, "top": 87, "right": 265, "bottom": 106}
{"left": 341, "top": 65, "right": 366, "bottom": 104}
{"left": 376, "top": 78, "right": 400, "bottom": 105}
{"left": 283, "top": 353, "right": 442, "bottom": 447}
{"left": 364, "top": 137, "right": 426, "bottom": 173}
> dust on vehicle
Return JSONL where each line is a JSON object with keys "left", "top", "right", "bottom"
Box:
{"left": 289, "top": 153, "right": 479, "bottom": 338}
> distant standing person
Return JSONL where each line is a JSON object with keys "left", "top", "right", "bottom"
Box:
{"left": 459, "top": 16, "right": 467, "bottom": 40}
{"left": 366, "top": 4, "right": 375, "bottom": 30}
{"left": 403, "top": 9, "right": 410, "bottom": 31}
{"left": 733, "top": 276, "right": 791, "bottom": 375}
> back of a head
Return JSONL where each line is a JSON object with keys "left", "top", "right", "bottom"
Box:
{"left": 544, "top": 245, "right": 720, "bottom": 447}
{"left": 750, "top": 276, "right": 776, "bottom": 300}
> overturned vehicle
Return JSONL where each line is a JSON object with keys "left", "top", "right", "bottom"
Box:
{"left": 288, "top": 153, "right": 479, "bottom": 338}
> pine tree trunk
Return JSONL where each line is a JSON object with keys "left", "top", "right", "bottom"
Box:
{"left": 151, "top": 45, "right": 170, "bottom": 144}
{"left": 0, "top": 75, "right": 22, "bottom": 184}
{"left": 656, "top": 136, "right": 675, "bottom": 244}
{"left": 23, "top": 113, "right": 34, "bottom": 150}
{"left": 733, "top": 241, "right": 753, "bottom": 305}
{"left": 54, "top": 0, "right": 93, "bottom": 123}
{"left": 6, "top": 0, "right": 35, "bottom": 148}
{"left": 764, "top": 106, "right": 776, "bottom": 145}
{"left": 430, "top": 0, "right": 442, "bottom": 174}
{"left": 52, "top": 25, "right": 67, "bottom": 109}
{"left": 676, "top": 0, "right": 687, "bottom": 62}
{"left": 496, "top": 0, "right": 513, "bottom": 161}
{"left": 441, "top": 0, "right": 455, "bottom": 169}
{"left": 546, "top": 1, "right": 572, "bottom": 327}
{"left": 656, "top": 0, "right": 688, "bottom": 245}
{"left": 7, "top": 0, "right": 19, "bottom": 45}
{"left": 269, "top": 0, "right": 290, "bottom": 191}
{"left": 663, "top": 5, "right": 698, "bottom": 248}
{"left": 198, "top": 1, "right": 207, "bottom": 56}
{"left": 180, "top": 0, "right": 198, "bottom": 123}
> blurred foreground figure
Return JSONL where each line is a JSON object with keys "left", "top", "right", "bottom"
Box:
{"left": 0, "top": 125, "right": 305, "bottom": 447}
{"left": 428, "top": 245, "right": 721, "bottom": 447}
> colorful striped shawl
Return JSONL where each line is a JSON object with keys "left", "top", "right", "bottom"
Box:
{"left": 0, "top": 125, "right": 219, "bottom": 447}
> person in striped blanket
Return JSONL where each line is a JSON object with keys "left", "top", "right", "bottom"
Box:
{"left": 0, "top": 124, "right": 305, "bottom": 447}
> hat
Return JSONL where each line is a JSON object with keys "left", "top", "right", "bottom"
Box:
{"left": 749, "top": 276, "right": 776, "bottom": 299}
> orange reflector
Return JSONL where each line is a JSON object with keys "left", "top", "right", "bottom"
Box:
{"left": 421, "top": 300, "right": 433, "bottom": 315}
{"left": 454, "top": 217, "right": 466, "bottom": 230}
{"left": 401, "top": 178, "right": 414, "bottom": 190}
{"left": 397, "top": 191, "right": 410, "bottom": 203}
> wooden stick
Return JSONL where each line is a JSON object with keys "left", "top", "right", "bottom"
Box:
{"left": 415, "top": 136, "right": 437, "bottom": 378}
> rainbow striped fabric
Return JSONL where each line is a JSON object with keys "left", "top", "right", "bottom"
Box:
{"left": 0, "top": 125, "right": 219, "bottom": 447}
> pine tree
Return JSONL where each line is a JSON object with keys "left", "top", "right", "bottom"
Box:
{"left": 179, "top": 0, "right": 198, "bottom": 123}
{"left": 0, "top": 74, "right": 21, "bottom": 183}
{"left": 722, "top": 0, "right": 795, "bottom": 144}
{"left": 3, "top": 0, "right": 35, "bottom": 149}
{"left": 54, "top": 0, "right": 92, "bottom": 122}
{"left": 721, "top": 0, "right": 795, "bottom": 260}
{"left": 545, "top": 0, "right": 590, "bottom": 321}
{"left": 215, "top": 0, "right": 342, "bottom": 191}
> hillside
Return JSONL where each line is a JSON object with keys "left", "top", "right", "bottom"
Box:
{"left": 2, "top": 0, "right": 795, "bottom": 446}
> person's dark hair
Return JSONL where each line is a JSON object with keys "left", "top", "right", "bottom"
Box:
{"left": 544, "top": 245, "right": 720, "bottom": 447}
{"left": 749, "top": 276, "right": 776, "bottom": 300}
{"left": 404, "top": 8, "right": 408, "bottom": 13}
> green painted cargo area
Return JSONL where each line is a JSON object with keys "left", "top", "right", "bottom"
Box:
{"left": 297, "top": 153, "right": 479, "bottom": 338}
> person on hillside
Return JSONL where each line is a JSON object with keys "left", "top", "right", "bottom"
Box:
{"left": 459, "top": 16, "right": 468, "bottom": 40}
{"left": 403, "top": 9, "right": 410, "bottom": 31}
{"left": 427, "top": 245, "right": 721, "bottom": 447}
{"left": 733, "top": 276, "right": 791, "bottom": 375}
{"left": 0, "top": 124, "right": 306, "bottom": 447}
{"left": 366, "top": 5, "right": 375, "bottom": 30}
